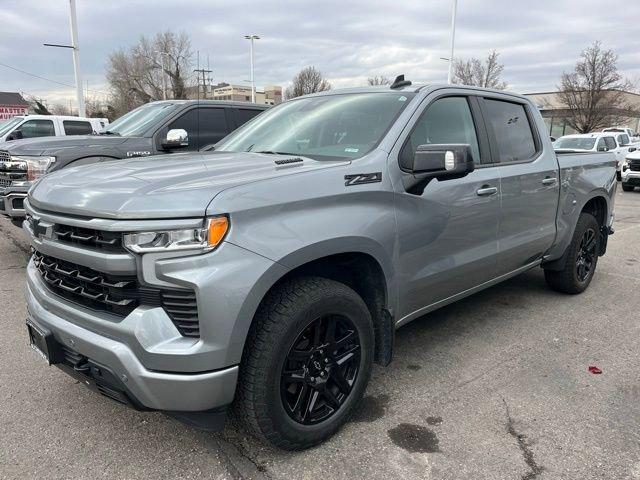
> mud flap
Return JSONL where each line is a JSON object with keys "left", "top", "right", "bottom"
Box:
{"left": 599, "top": 225, "right": 613, "bottom": 256}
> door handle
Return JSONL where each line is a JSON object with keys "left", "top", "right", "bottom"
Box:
{"left": 476, "top": 186, "right": 498, "bottom": 196}
{"left": 542, "top": 177, "right": 557, "bottom": 186}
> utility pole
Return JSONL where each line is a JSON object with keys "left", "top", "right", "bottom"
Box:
{"left": 156, "top": 51, "right": 169, "bottom": 100}
{"left": 244, "top": 35, "right": 260, "bottom": 103}
{"left": 44, "top": 0, "right": 85, "bottom": 117}
{"left": 447, "top": 0, "right": 458, "bottom": 84}
{"left": 193, "top": 67, "right": 212, "bottom": 98}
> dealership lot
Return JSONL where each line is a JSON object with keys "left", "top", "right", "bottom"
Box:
{"left": 1, "top": 189, "right": 639, "bottom": 480}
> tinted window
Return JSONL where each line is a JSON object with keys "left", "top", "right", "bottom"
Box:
{"left": 596, "top": 138, "right": 606, "bottom": 151}
{"left": 19, "top": 119, "right": 55, "bottom": 138}
{"left": 604, "top": 137, "right": 617, "bottom": 150}
{"left": 555, "top": 137, "right": 596, "bottom": 150}
{"left": 168, "top": 108, "right": 229, "bottom": 151}
{"left": 236, "top": 108, "right": 263, "bottom": 126}
{"left": 401, "top": 96, "right": 481, "bottom": 166}
{"left": 63, "top": 120, "right": 93, "bottom": 135}
{"left": 484, "top": 99, "right": 537, "bottom": 162}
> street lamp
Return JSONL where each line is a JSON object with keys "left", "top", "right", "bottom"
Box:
{"left": 244, "top": 35, "right": 260, "bottom": 103}
{"left": 43, "top": 0, "right": 85, "bottom": 117}
{"left": 156, "top": 51, "right": 170, "bottom": 100}
{"left": 446, "top": 0, "right": 458, "bottom": 84}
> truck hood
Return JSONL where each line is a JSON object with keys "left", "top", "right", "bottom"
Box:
{"left": 0, "top": 135, "right": 129, "bottom": 155}
{"left": 28, "top": 152, "right": 349, "bottom": 219}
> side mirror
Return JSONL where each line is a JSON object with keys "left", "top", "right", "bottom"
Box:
{"left": 401, "top": 144, "right": 475, "bottom": 194}
{"left": 629, "top": 147, "right": 637, "bottom": 153}
{"left": 7, "top": 129, "right": 23, "bottom": 141}
{"left": 162, "top": 128, "right": 188, "bottom": 150}
{"left": 597, "top": 146, "right": 608, "bottom": 152}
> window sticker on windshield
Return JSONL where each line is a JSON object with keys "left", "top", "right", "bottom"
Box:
{"left": 398, "top": 96, "right": 407, "bottom": 102}
{"left": 345, "top": 147, "right": 359, "bottom": 153}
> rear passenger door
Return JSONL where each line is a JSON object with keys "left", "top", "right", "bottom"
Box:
{"left": 394, "top": 94, "right": 501, "bottom": 318}
{"left": 481, "top": 97, "right": 559, "bottom": 275}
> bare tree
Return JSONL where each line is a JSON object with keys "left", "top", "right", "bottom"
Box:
{"left": 284, "top": 66, "right": 332, "bottom": 99}
{"left": 24, "top": 95, "right": 51, "bottom": 115}
{"left": 452, "top": 50, "right": 507, "bottom": 90}
{"left": 367, "top": 76, "right": 391, "bottom": 86}
{"left": 50, "top": 103, "right": 73, "bottom": 116}
{"left": 557, "top": 41, "right": 635, "bottom": 133}
{"left": 106, "top": 30, "right": 194, "bottom": 116}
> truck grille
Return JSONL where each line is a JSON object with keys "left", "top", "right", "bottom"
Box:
{"left": 53, "top": 224, "right": 124, "bottom": 253}
{"left": 33, "top": 251, "right": 200, "bottom": 337}
{"left": 0, "top": 150, "right": 27, "bottom": 182}
{"left": 629, "top": 159, "right": 640, "bottom": 172}
{"left": 0, "top": 178, "right": 11, "bottom": 188}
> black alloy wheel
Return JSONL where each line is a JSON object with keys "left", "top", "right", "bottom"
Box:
{"left": 576, "top": 227, "right": 597, "bottom": 283}
{"left": 280, "top": 314, "right": 361, "bottom": 425}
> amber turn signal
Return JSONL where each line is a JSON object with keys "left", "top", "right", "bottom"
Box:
{"left": 207, "top": 216, "right": 229, "bottom": 248}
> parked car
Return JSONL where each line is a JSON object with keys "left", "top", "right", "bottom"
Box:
{"left": 602, "top": 127, "right": 639, "bottom": 143}
{"left": 621, "top": 149, "right": 640, "bottom": 191}
{"left": 22, "top": 81, "right": 616, "bottom": 450}
{"left": 0, "top": 115, "right": 107, "bottom": 142}
{"left": 0, "top": 100, "right": 268, "bottom": 220}
{"left": 554, "top": 132, "right": 636, "bottom": 180}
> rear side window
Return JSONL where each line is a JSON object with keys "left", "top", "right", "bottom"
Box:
{"left": 401, "top": 97, "right": 481, "bottom": 166}
{"left": 236, "top": 108, "right": 263, "bottom": 126}
{"left": 604, "top": 137, "right": 617, "bottom": 150}
{"left": 483, "top": 99, "right": 537, "bottom": 163}
{"left": 19, "top": 119, "right": 55, "bottom": 138}
{"left": 63, "top": 120, "right": 93, "bottom": 135}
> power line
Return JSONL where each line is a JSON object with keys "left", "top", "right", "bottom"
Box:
{"left": 0, "top": 60, "right": 107, "bottom": 95}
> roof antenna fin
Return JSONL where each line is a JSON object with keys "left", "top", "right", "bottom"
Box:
{"left": 390, "top": 74, "right": 412, "bottom": 89}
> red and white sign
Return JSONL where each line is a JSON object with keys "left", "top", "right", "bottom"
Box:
{"left": 0, "top": 105, "right": 28, "bottom": 121}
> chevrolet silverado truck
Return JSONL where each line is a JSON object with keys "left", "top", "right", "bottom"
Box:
{"left": 0, "top": 100, "right": 267, "bottom": 220}
{"left": 22, "top": 79, "right": 616, "bottom": 450}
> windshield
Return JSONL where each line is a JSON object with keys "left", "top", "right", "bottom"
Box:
{"left": 105, "top": 102, "right": 179, "bottom": 137}
{"left": 0, "top": 117, "right": 23, "bottom": 137}
{"left": 555, "top": 137, "right": 596, "bottom": 150}
{"left": 215, "top": 92, "right": 415, "bottom": 160}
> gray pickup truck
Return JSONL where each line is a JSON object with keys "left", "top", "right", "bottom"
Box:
{"left": 22, "top": 80, "right": 616, "bottom": 450}
{"left": 0, "top": 100, "right": 267, "bottom": 220}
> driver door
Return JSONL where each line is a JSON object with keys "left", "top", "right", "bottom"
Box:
{"left": 395, "top": 95, "right": 501, "bottom": 320}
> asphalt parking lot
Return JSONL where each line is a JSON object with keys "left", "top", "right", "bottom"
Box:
{"left": 1, "top": 189, "right": 639, "bottom": 480}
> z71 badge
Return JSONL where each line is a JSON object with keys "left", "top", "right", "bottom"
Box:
{"left": 344, "top": 172, "right": 382, "bottom": 186}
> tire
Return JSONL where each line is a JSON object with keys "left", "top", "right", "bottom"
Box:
{"left": 236, "top": 276, "right": 374, "bottom": 450}
{"left": 617, "top": 171, "right": 622, "bottom": 181}
{"left": 544, "top": 212, "right": 600, "bottom": 294}
{"left": 622, "top": 183, "right": 635, "bottom": 192}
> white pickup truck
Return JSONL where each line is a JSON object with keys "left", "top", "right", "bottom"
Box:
{"left": 0, "top": 115, "right": 108, "bottom": 142}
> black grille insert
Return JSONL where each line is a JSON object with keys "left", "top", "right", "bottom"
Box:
{"left": 33, "top": 252, "right": 200, "bottom": 337}
{"left": 629, "top": 159, "right": 640, "bottom": 172}
{"left": 54, "top": 224, "right": 124, "bottom": 252}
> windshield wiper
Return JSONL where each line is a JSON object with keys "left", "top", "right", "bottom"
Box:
{"left": 255, "top": 150, "right": 293, "bottom": 155}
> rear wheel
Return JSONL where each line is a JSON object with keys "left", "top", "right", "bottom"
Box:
{"left": 617, "top": 171, "right": 622, "bottom": 181}
{"left": 236, "top": 276, "right": 374, "bottom": 450}
{"left": 544, "top": 212, "right": 600, "bottom": 294}
{"left": 622, "top": 183, "right": 635, "bottom": 192}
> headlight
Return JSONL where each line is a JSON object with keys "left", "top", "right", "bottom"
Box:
{"left": 10, "top": 155, "right": 56, "bottom": 181}
{"left": 123, "top": 216, "right": 229, "bottom": 253}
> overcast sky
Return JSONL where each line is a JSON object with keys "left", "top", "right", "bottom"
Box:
{"left": 1, "top": 0, "right": 638, "bottom": 107}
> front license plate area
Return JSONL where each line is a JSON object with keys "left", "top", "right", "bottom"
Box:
{"left": 26, "top": 319, "right": 61, "bottom": 365}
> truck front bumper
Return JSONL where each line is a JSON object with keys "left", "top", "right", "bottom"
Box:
{"left": 0, "top": 184, "right": 29, "bottom": 218}
{"left": 621, "top": 170, "right": 640, "bottom": 186}
{"left": 26, "top": 262, "right": 239, "bottom": 422}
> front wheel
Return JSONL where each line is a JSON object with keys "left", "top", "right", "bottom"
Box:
{"left": 236, "top": 276, "right": 374, "bottom": 450}
{"left": 544, "top": 212, "right": 600, "bottom": 294}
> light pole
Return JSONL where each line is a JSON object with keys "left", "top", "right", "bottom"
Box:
{"left": 447, "top": 0, "right": 458, "bottom": 84}
{"left": 156, "top": 51, "right": 169, "bottom": 100}
{"left": 44, "top": 0, "right": 85, "bottom": 117}
{"left": 244, "top": 35, "right": 260, "bottom": 103}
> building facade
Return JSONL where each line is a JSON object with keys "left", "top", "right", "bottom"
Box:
{"left": 211, "top": 84, "right": 282, "bottom": 105}
{"left": 0, "top": 92, "right": 29, "bottom": 121}
{"left": 525, "top": 90, "right": 640, "bottom": 138}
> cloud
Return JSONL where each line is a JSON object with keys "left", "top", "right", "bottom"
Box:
{"left": 0, "top": 0, "right": 638, "bottom": 107}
